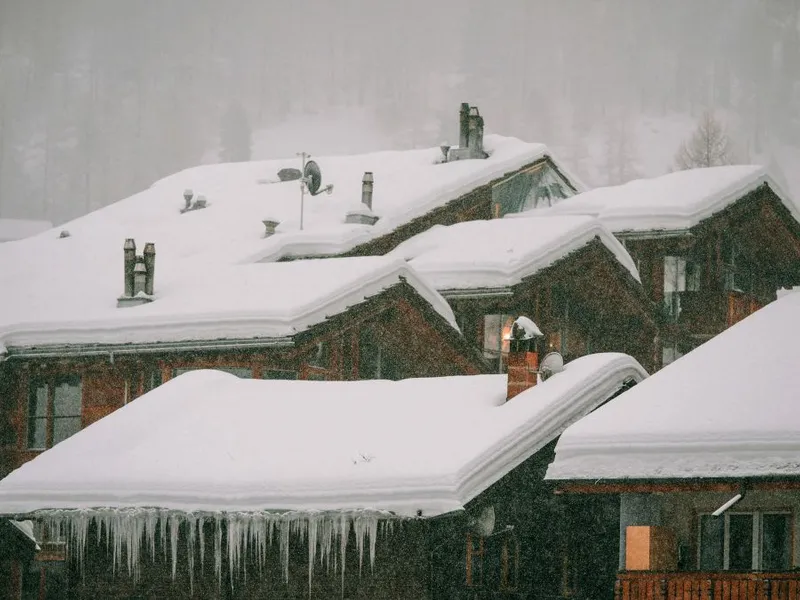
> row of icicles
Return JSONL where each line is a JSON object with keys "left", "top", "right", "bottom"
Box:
{"left": 36, "top": 508, "right": 399, "bottom": 595}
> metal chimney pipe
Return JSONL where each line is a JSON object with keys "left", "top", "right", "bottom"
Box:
{"left": 133, "top": 260, "right": 147, "bottom": 296}
{"left": 459, "top": 103, "right": 470, "bottom": 149}
{"left": 143, "top": 243, "right": 156, "bottom": 296}
{"left": 123, "top": 238, "right": 136, "bottom": 297}
{"left": 361, "top": 172, "right": 374, "bottom": 210}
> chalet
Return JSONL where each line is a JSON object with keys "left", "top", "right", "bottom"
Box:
{"left": 537, "top": 166, "right": 800, "bottom": 368}
{"left": 0, "top": 330, "right": 647, "bottom": 599}
{"left": 546, "top": 289, "right": 800, "bottom": 600}
{"left": 389, "top": 214, "right": 658, "bottom": 371}
{"left": 0, "top": 255, "right": 487, "bottom": 477}
{"left": 0, "top": 219, "right": 52, "bottom": 243}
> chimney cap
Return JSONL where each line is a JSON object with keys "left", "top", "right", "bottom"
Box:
{"left": 362, "top": 171, "right": 374, "bottom": 183}
{"left": 124, "top": 238, "right": 136, "bottom": 250}
{"left": 143, "top": 242, "right": 155, "bottom": 254}
{"left": 133, "top": 262, "right": 147, "bottom": 273}
{"left": 511, "top": 316, "right": 543, "bottom": 340}
{"left": 183, "top": 188, "right": 194, "bottom": 200}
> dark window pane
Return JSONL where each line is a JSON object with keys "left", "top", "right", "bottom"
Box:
{"left": 762, "top": 514, "right": 791, "bottom": 571}
{"left": 28, "top": 417, "right": 47, "bottom": 449}
{"left": 144, "top": 369, "right": 162, "bottom": 392}
{"left": 699, "top": 515, "right": 724, "bottom": 570}
{"left": 52, "top": 416, "right": 81, "bottom": 445}
{"left": 728, "top": 514, "right": 754, "bottom": 570}
{"left": 263, "top": 369, "right": 297, "bottom": 380}
{"left": 53, "top": 377, "right": 81, "bottom": 417}
{"left": 307, "top": 342, "right": 330, "bottom": 368}
{"left": 358, "top": 329, "right": 380, "bottom": 379}
{"left": 29, "top": 382, "right": 48, "bottom": 418}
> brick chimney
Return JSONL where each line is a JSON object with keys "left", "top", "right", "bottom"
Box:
{"left": 506, "top": 317, "right": 542, "bottom": 401}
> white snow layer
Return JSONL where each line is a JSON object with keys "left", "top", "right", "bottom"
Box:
{"left": 0, "top": 353, "right": 646, "bottom": 518}
{"left": 0, "top": 135, "right": 555, "bottom": 349}
{"left": 0, "top": 218, "right": 52, "bottom": 242}
{"left": 547, "top": 291, "right": 800, "bottom": 481}
{"left": 389, "top": 214, "right": 640, "bottom": 290}
{"left": 0, "top": 256, "right": 457, "bottom": 350}
{"left": 532, "top": 165, "right": 799, "bottom": 233}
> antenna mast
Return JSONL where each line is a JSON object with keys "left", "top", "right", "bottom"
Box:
{"left": 297, "top": 151, "right": 310, "bottom": 231}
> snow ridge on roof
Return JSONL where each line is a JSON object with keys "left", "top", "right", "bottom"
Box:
{"left": 390, "top": 215, "right": 641, "bottom": 290}
{"left": 0, "top": 256, "right": 457, "bottom": 351}
{"left": 547, "top": 291, "right": 800, "bottom": 482}
{"left": 0, "top": 353, "right": 646, "bottom": 517}
{"left": 535, "top": 165, "right": 799, "bottom": 233}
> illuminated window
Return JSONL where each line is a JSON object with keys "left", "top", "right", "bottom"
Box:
{"left": 27, "top": 376, "right": 82, "bottom": 450}
{"left": 483, "top": 315, "right": 515, "bottom": 373}
{"left": 491, "top": 162, "right": 575, "bottom": 217}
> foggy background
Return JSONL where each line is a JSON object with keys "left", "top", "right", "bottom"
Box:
{"left": 0, "top": 0, "right": 798, "bottom": 225}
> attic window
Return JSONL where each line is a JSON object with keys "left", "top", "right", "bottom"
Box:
{"left": 491, "top": 163, "right": 574, "bottom": 217}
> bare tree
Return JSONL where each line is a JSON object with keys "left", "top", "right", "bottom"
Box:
{"left": 674, "top": 110, "right": 739, "bottom": 170}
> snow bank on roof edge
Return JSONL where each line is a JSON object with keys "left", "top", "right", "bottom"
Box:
{"left": 546, "top": 291, "right": 800, "bottom": 482}
{"left": 0, "top": 257, "right": 458, "bottom": 349}
{"left": 392, "top": 215, "right": 640, "bottom": 290}
{"left": 536, "top": 165, "right": 800, "bottom": 233}
{"left": 0, "top": 353, "right": 646, "bottom": 517}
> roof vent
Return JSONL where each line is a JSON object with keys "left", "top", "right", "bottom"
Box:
{"left": 58, "top": 230, "right": 70, "bottom": 238}
{"left": 345, "top": 172, "right": 379, "bottom": 226}
{"left": 180, "top": 189, "right": 209, "bottom": 213}
{"left": 262, "top": 218, "right": 280, "bottom": 237}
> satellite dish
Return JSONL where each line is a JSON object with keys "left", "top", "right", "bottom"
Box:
{"left": 304, "top": 160, "right": 322, "bottom": 195}
{"left": 469, "top": 505, "right": 496, "bottom": 537}
{"left": 539, "top": 352, "right": 565, "bottom": 381}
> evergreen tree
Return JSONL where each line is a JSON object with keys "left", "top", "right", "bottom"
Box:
{"left": 219, "top": 103, "right": 252, "bottom": 163}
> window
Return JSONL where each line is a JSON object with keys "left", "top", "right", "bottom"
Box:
{"left": 663, "top": 256, "right": 701, "bottom": 320}
{"left": 698, "top": 512, "right": 792, "bottom": 571}
{"left": 483, "top": 314, "right": 514, "bottom": 373}
{"left": 662, "top": 341, "right": 684, "bottom": 367}
{"left": 491, "top": 162, "right": 575, "bottom": 217}
{"left": 357, "top": 328, "right": 406, "bottom": 380}
{"left": 465, "top": 531, "right": 519, "bottom": 591}
{"left": 27, "top": 376, "right": 82, "bottom": 450}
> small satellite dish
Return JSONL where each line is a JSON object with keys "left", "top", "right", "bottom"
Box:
{"left": 539, "top": 352, "right": 565, "bottom": 381}
{"left": 304, "top": 160, "right": 322, "bottom": 196}
{"left": 469, "top": 505, "right": 496, "bottom": 537}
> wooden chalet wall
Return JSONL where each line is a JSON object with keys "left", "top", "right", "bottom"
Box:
{"left": 449, "top": 239, "right": 658, "bottom": 373}
{"left": 0, "top": 283, "right": 486, "bottom": 477}
{"left": 621, "top": 185, "right": 800, "bottom": 368}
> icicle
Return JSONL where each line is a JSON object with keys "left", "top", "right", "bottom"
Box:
{"left": 199, "top": 516, "right": 206, "bottom": 574}
{"left": 214, "top": 515, "right": 223, "bottom": 589}
{"left": 145, "top": 510, "right": 157, "bottom": 562}
{"left": 227, "top": 514, "right": 240, "bottom": 590}
{"left": 354, "top": 515, "right": 367, "bottom": 576}
{"left": 339, "top": 513, "right": 349, "bottom": 594}
{"left": 187, "top": 517, "right": 196, "bottom": 594}
{"left": 307, "top": 514, "right": 318, "bottom": 596}
{"left": 368, "top": 515, "right": 378, "bottom": 573}
{"left": 279, "top": 517, "right": 291, "bottom": 583}
{"left": 160, "top": 514, "right": 168, "bottom": 561}
{"left": 169, "top": 514, "right": 180, "bottom": 581}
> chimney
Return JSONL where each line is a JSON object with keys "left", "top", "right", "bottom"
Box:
{"left": 506, "top": 317, "right": 542, "bottom": 401}
{"left": 183, "top": 189, "right": 193, "bottom": 212}
{"left": 123, "top": 238, "right": 136, "bottom": 297}
{"left": 467, "top": 107, "right": 486, "bottom": 158}
{"left": 459, "top": 102, "right": 470, "bottom": 149}
{"left": 133, "top": 259, "right": 147, "bottom": 296}
{"left": 361, "top": 172, "right": 374, "bottom": 210}
{"left": 143, "top": 243, "right": 156, "bottom": 295}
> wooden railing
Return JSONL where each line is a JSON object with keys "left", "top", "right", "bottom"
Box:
{"left": 616, "top": 572, "right": 800, "bottom": 600}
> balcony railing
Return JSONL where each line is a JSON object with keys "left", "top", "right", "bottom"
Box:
{"left": 616, "top": 572, "right": 800, "bottom": 600}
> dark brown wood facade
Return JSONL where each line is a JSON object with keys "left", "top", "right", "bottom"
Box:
{"left": 619, "top": 184, "right": 800, "bottom": 369}
{"left": 0, "top": 282, "right": 487, "bottom": 478}
{"left": 448, "top": 238, "right": 659, "bottom": 373}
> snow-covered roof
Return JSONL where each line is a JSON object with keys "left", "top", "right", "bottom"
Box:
{"left": 390, "top": 215, "right": 640, "bottom": 291}
{"left": 0, "top": 218, "right": 52, "bottom": 242}
{"left": 0, "top": 353, "right": 646, "bottom": 517}
{"left": 546, "top": 291, "right": 800, "bottom": 482}
{"left": 533, "top": 165, "right": 799, "bottom": 233}
{"left": 0, "top": 256, "right": 456, "bottom": 353}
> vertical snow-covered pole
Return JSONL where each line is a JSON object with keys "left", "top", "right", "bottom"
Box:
{"left": 297, "top": 151, "right": 309, "bottom": 231}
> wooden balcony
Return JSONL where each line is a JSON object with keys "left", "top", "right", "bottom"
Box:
{"left": 616, "top": 572, "right": 800, "bottom": 600}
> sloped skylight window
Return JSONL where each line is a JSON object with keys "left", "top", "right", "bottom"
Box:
{"left": 491, "top": 162, "right": 575, "bottom": 217}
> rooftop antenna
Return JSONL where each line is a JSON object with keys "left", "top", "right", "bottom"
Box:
{"left": 296, "top": 152, "right": 334, "bottom": 231}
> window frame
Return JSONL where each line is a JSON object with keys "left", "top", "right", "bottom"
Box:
{"left": 27, "top": 375, "right": 82, "bottom": 451}
{"left": 697, "top": 510, "right": 793, "bottom": 571}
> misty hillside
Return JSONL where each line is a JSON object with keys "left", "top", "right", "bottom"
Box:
{"left": 1, "top": 0, "right": 798, "bottom": 224}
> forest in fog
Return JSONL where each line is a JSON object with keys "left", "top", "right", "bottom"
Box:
{"left": 0, "top": 0, "right": 798, "bottom": 224}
